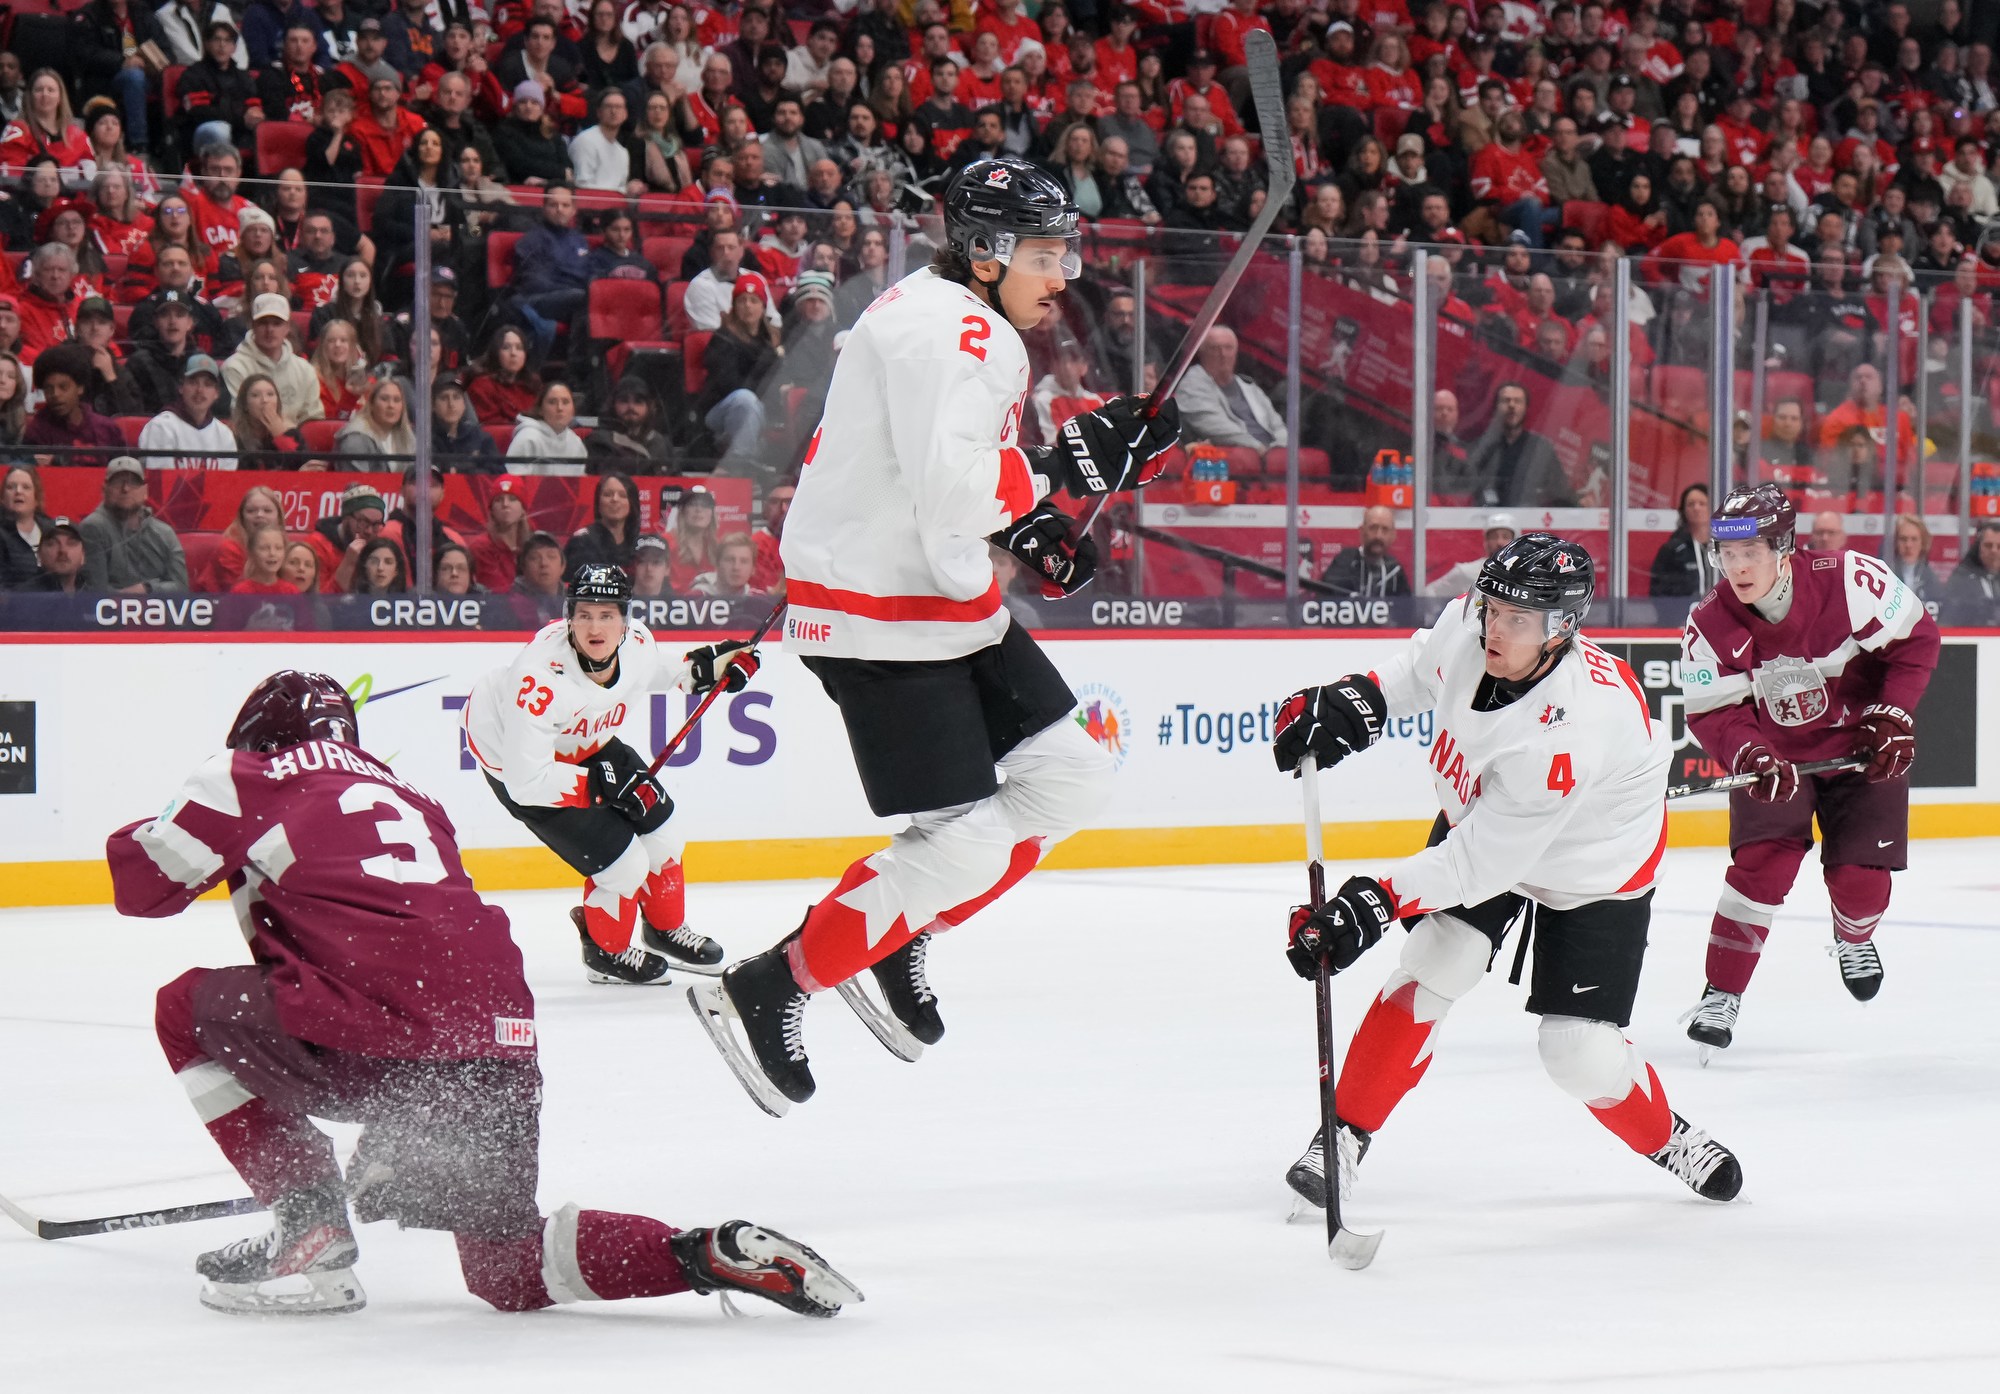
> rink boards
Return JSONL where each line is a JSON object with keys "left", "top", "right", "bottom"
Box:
{"left": 1, "top": 630, "right": 1994, "bottom": 907}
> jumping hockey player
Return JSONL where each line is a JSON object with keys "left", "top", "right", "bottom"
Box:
{"left": 108, "top": 671, "right": 859, "bottom": 1317}
{"left": 1678, "top": 483, "right": 1939, "bottom": 1058}
{"left": 688, "top": 154, "right": 1179, "bottom": 1114}
{"left": 1274, "top": 534, "right": 1744, "bottom": 1213}
{"left": 464, "top": 563, "right": 758, "bottom": 984}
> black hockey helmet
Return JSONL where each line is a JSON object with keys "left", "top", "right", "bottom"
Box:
{"left": 565, "top": 562, "right": 632, "bottom": 617}
{"left": 1708, "top": 481, "right": 1797, "bottom": 558}
{"left": 227, "top": 671, "right": 358, "bottom": 753}
{"left": 1473, "top": 532, "right": 1595, "bottom": 642}
{"left": 943, "top": 157, "right": 1082, "bottom": 280}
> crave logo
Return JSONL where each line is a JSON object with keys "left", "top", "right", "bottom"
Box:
{"left": 1072, "top": 683, "right": 1130, "bottom": 770}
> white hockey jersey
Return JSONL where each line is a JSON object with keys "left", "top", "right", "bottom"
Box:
{"left": 1367, "top": 597, "right": 1671, "bottom": 915}
{"left": 779, "top": 267, "right": 1058, "bottom": 661}
{"left": 463, "top": 619, "right": 695, "bottom": 808}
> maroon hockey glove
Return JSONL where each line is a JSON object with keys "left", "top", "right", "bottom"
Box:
{"left": 991, "top": 501, "right": 1098, "bottom": 597}
{"left": 1731, "top": 741, "right": 1798, "bottom": 804}
{"left": 1272, "top": 674, "right": 1388, "bottom": 774}
{"left": 687, "top": 641, "right": 759, "bottom": 696}
{"left": 1852, "top": 704, "right": 1915, "bottom": 783}
{"left": 1286, "top": 876, "right": 1396, "bottom": 979}
{"left": 586, "top": 737, "right": 675, "bottom": 832}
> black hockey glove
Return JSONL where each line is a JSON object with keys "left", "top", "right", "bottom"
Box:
{"left": 686, "top": 641, "right": 760, "bottom": 697}
{"left": 1286, "top": 876, "right": 1396, "bottom": 980}
{"left": 992, "top": 500, "right": 1098, "bottom": 598}
{"left": 1852, "top": 704, "right": 1915, "bottom": 783}
{"left": 1729, "top": 741, "right": 1798, "bottom": 804}
{"left": 1034, "top": 396, "right": 1182, "bottom": 498}
{"left": 585, "top": 737, "right": 675, "bottom": 832}
{"left": 1272, "top": 674, "right": 1388, "bottom": 775}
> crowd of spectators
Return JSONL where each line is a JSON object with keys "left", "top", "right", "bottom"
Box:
{"left": 0, "top": 0, "right": 1997, "bottom": 610}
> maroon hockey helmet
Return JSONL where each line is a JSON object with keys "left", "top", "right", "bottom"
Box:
{"left": 1708, "top": 482, "right": 1796, "bottom": 557}
{"left": 226, "top": 671, "right": 359, "bottom": 753}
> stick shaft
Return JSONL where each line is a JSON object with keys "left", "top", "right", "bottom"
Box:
{"left": 1664, "top": 756, "right": 1864, "bottom": 801}
{"left": 645, "top": 603, "right": 784, "bottom": 777}
{"left": 1301, "top": 756, "right": 1339, "bottom": 1249}
{"left": 2, "top": 1191, "right": 262, "bottom": 1241}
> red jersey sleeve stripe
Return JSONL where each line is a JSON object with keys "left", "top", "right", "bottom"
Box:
{"left": 1618, "top": 810, "right": 1670, "bottom": 894}
{"left": 787, "top": 577, "right": 1005, "bottom": 625}
{"left": 996, "top": 445, "right": 1036, "bottom": 520}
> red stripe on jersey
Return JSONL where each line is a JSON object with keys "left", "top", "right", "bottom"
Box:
{"left": 1611, "top": 654, "right": 1652, "bottom": 733}
{"left": 1617, "top": 810, "right": 1669, "bottom": 893}
{"left": 996, "top": 445, "right": 1035, "bottom": 521}
{"left": 787, "top": 577, "right": 1004, "bottom": 625}
{"left": 1855, "top": 617, "right": 1882, "bottom": 643}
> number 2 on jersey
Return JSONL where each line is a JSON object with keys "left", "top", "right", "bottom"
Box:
{"left": 958, "top": 315, "right": 990, "bottom": 361}
{"left": 1547, "top": 753, "right": 1576, "bottom": 797}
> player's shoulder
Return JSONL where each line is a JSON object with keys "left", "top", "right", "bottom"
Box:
{"left": 623, "top": 617, "right": 657, "bottom": 649}
{"left": 859, "top": 268, "right": 1021, "bottom": 361}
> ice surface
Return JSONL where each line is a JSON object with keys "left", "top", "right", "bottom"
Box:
{"left": 4, "top": 844, "right": 1998, "bottom": 1393}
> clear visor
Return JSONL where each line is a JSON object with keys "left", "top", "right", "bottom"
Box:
{"left": 1705, "top": 536, "right": 1782, "bottom": 568}
{"left": 984, "top": 229, "right": 1084, "bottom": 280}
{"left": 1469, "top": 594, "right": 1574, "bottom": 644}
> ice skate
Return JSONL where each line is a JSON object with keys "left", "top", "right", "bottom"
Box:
{"left": 573, "top": 907, "right": 674, "bottom": 985}
{"left": 1829, "top": 935, "right": 1884, "bottom": 1002}
{"left": 1679, "top": 982, "right": 1741, "bottom": 1065}
{"left": 835, "top": 931, "right": 942, "bottom": 1063}
{"left": 196, "top": 1181, "right": 365, "bottom": 1316}
{"left": 1284, "top": 1121, "right": 1371, "bottom": 1216}
{"left": 1648, "top": 1113, "right": 1743, "bottom": 1202}
{"left": 671, "top": 1220, "right": 863, "bottom": 1317}
{"left": 688, "top": 940, "right": 815, "bottom": 1116}
{"left": 645, "top": 920, "right": 725, "bottom": 976}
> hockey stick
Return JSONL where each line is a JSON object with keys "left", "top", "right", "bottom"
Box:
{"left": 1300, "top": 755, "right": 1384, "bottom": 1271}
{"left": 1, "top": 1189, "right": 261, "bottom": 1241}
{"left": 644, "top": 603, "right": 785, "bottom": 778}
{"left": 1664, "top": 757, "right": 1864, "bottom": 801}
{"left": 1073, "top": 28, "right": 1295, "bottom": 542}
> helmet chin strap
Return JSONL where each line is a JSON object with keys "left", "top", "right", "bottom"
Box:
{"left": 569, "top": 621, "right": 621, "bottom": 675}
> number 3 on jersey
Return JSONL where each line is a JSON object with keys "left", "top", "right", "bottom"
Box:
{"left": 1547, "top": 752, "right": 1576, "bottom": 797}
{"left": 517, "top": 675, "right": 554, "bottom": 715}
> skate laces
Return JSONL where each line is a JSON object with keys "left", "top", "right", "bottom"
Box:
{"left": 665, "top": 924, "right": 710, "bottom": 950}
{"left": 1828, "top": 938, "right": 1881, "bottom": 977}
{"left": 1678, "top": 987, "right": 1740, "bottom": 1030}
{"left": 1655, "top": 1122, "right": 1730, "bottom": 1190}
{"left": 780, "top": 990, "right": 809, "bottom": 1063}
{"left": 906, "top": 934, "right": 935, "bottom": 1005}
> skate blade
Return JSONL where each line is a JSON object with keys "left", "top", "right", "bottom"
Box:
{"left": 1698, "top": 1044, "right": 1713, "bottom": 1068}
{"left": 685, "top": 984, "right": 792, "bottom": 1118}
{"left": 585, "top": 969, "right": 676, "bottom": 986}
{"left": 1286, "top": 1192, "right": 1322, "bottom": 1223}
{"left": 661, "top": 958, "right": 726, "bottom": 978}
{"left": 1330, "top": 1225, "right": 1384, "bottom": 1270}
{"left": 833, "top": 977, "right": 925, "bottom": 1063}
{"left": 736, "top": 1226, "right": 866, "bottom": 1312}
{"left": 199, "top": 1267, "right": 367, "bottom": 1316}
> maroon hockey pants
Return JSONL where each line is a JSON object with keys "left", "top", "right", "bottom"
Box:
{"left": 155, "top": 965, "right": 691, "bottom": 1310}
{"left": 1707, "top": 773, "right": 1903, "bottom": 994}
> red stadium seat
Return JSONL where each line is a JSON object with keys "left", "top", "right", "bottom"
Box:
{"left": 591, "top": 280, "right": 678, "bottom": 381}
{"left": 487, "top": 423, "right": 514, "bottom": 455}
{"left": 505, "top": 185, "right": 548, "bottom": 212}
{"left": 665, "top": 280, "right": 690, "bottom": 341}
{"left": 162, "top": 67, "right": 188, "bottom": 119}
{"left": 354, "top": 175, "right": 387, "bottom": 231}
{"left": 643, "top": 235, "right": 694, "bottom": 277}
{"left": 1648, "top": 365, "right": 1710, "bottom": 422}
{"left": 1372, "top": 109, "right": 1405, "bottom": 148}
{"left": 488, "top": 231, "right": 523, "bottom": 286}
{"left": 116, "top": 416, "right": 147, "bottom": 446}
{"left": 254, "top": 121, "right": 313, "bottom": 176}
{"left": 1562, "top": 200, "right": 1610, "bottom": 245}
{"left": 683, "top": 330, "right": 713, "bottom": 398}
{"left": 299, "top": 419, "right": 343, "bottom": 454}
{"left": 181, "top": 532, "right": 223, "bottom": 587}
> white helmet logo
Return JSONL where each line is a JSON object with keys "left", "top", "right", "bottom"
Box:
{"left": 984, "top": 167, "right": 1012, "bottom": 187}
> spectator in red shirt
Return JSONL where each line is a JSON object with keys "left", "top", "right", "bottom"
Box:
{"left": 749, "top": 482, "right": 793, "bottom": 592}
{"left": 14, "top": 244, "right": 83, "bottom": 365}
{"left": 350, "top": 75, "right": 427, "bottom": 177}
{"left": 469, "top": 478, "right": 533, "bottom": 592}
{"left": 185, "top": 146, "right": 254, "bottom": 259}
{"left": 1365, "top": 32, "right": 1422, "bottom": 115}
{"left": 1212, "top": 0, "right": 1274, "bottom": 113}
{"left": 977, "top": 0, "right": 1041, "bottom": 65}
{"left": 1472, "top": 111, "right": 1557, "bottom": 247}
{"left": 1643, "top": 198, "right": 1743, "bottom": 293}
{"left": 0, "top": 69, "right": 94, "bottom": 178}
{"left": 1094, "top": 10, "right": 1140, "bottom": 91}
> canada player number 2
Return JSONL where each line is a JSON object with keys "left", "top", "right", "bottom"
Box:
{"left": 339, "top": 782, "right": 449, "bottom": 885}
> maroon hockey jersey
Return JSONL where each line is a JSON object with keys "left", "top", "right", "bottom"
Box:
{"left": 108, "top": 742, "right": 535, "bottom": 1063}
{"left": 1681, "top": 548, "right": 1940, "bottom": 767}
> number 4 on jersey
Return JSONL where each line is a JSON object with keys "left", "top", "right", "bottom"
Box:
{"left": 1547, "top": 753, "right": 1576, "bottom": 797}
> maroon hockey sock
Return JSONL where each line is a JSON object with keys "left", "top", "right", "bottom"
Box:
{"left": 580, "top": 880, "right": 640, "bottom": 953}
{"left": 462, "top": 1209, "right": 692, "bottom": 1311}
{"left": 638, "top": 860, "right": 687, "bottom": 931}
{"left": 570, "top": 1210, "right": 690, "bottom": 1300}
{"left": 457, "top": 1233, "right": 556, "bottom": 1312}
{"left": 207, "top": 1097, "right": 343, "bottom": 1206}
{"left": 1826, "top": 864, "right": 1891, "bottom": 943}
{"left": 1334, "top": 981, "right": 1439, "bottom": 1134}
{"left": 1705, "top": 912, "right": 1769, "bottom": 995}
{"left": 1585, "top": 1063, "right": 1674, "bottom": 1155}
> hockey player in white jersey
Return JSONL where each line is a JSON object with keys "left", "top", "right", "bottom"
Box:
{"left": 1272, "top": 534, "right": 1743, "bottom": 1211}
{"left": 687, "top": 155, "right": 1179, "bottom": 1114}
{"left": 464, "top": 563, "right": 759, "bottom": 984}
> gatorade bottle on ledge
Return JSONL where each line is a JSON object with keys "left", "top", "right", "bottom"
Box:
{"left": 1366, "top": 450, "right": 1413, "bottom": 509}
{"left": 1189, "top": 444, "right": 1236, "bottom": 506}
{"left": 1973, "top": 461, "right": 1999, "bottom": 517}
